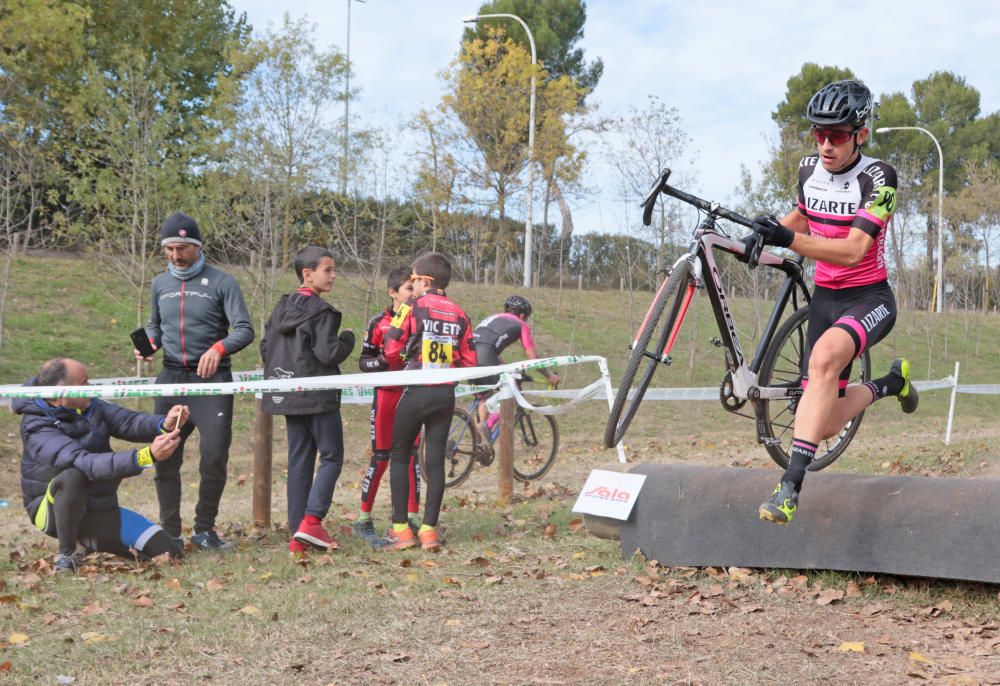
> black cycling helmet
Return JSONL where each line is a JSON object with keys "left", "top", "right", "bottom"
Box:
{"left": 504, "top": 294, "right": 532, "bottom": 318}
{"left": 806, "top": 80, "right": 873, "bottom": 128}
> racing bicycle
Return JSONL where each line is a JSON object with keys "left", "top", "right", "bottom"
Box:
{"left": 422, "top": 375, "right": 560, "bottom": 487}
{"left": 603, "top": 169, "right": 869, "bottom": 471}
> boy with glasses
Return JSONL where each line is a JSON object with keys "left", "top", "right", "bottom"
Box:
{"left": 751, "top": 79, "right": 919, "bottom": 525}
{"left": 381, "top": 253, "right": 477, "bottom": 551}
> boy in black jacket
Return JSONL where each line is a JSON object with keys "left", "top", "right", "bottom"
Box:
{"left": 261, "top": 247, "right": 355, "bottom": 554}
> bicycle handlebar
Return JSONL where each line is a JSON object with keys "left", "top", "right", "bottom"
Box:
{"left": 641, "top": 169, "right": 767, "bottom": 268}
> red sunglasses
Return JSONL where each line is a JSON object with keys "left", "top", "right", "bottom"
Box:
{"left": 811, "top": 127, "right": 858, "bottom": 146}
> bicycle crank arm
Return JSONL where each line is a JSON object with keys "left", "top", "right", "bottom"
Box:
{"left": 747, "top": 385, "right": 803, "bottom": 401}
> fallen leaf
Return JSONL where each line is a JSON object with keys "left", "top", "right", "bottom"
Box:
{"left": 205, "top": 577, "right": 224, "bottom": 592}
{"left": 572, "top": 552, "right": 585, "bottom": 560}
{"left": 131, "top": 597, "right": 154, "bottom": 608}
{"left": 258, "top": 572, "right": 273, "bottom": 582}
{"left": 0, "top": 595, "right": 18, "bottom": 604}
{"left": 465, "top": 557, "right": 490, "bottom": 568}
{"left": 445, "top": 619, "right": 462, "bottom": 626}
{"left": 0, "top": 661, "right": 11, "bottom": 673}
{"left": 909, "top": 652, "right": 934, "bottom": 665}
{"left": 8, "top": 632, "right": 29, "bottom": 644}
{"left": 237, "top": 474, "right": 248, "bottom": 486}
{"left": 838, "top": 642, "right": 865, "bottom": 653}
{"left": 543, "top": 524, "right": 557, "bottom": 538}
{"left": 816, "top": 589, "right": 845, "bottom": 606}
{"left": 165, "top": 578, "right": 182, "bottom": 591}
{"left": 238, "top": 605, "right": 260, "bottom": 615}
{"left": 567, "top": 518, "right": 584, "bottom": 531}
{"left": 81, "top": 632, "right": 108, "bottom": 644}
{"left": 485, "top": 576, "right": 503, "bottom": 585}
{"left": 383, "top": 653, "right": 410, "bottom": 663}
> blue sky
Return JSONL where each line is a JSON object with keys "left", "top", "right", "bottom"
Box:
{"left": 231, "top": 0, "right": 999, "bottom": 234}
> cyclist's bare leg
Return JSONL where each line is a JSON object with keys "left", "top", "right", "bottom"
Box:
{"left": 818, "top": 386, "right": 871, "bottom": 438}
{"left": 760, "top": 328, "right": 856, "bottom": 523}
{"left": 792, "top": 328, "right": 856, "bottom": 443}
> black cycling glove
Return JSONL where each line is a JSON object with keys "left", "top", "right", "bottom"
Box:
{"left": 753, "top": 214, "right": 794, "bottom": 248}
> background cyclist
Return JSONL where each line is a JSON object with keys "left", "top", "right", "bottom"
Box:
{"left": 471, "top": 295, "right": 559, "bottom": 439}
{"left": 752, "top": 79, "right": 918, "bottom": 525}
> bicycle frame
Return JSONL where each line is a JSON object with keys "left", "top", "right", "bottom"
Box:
{"left": 636, "top": 215, "right": 811, "bottom": 403}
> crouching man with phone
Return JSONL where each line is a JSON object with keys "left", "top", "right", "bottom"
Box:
{"left": 16, "top": 358, "right": 190, "bottom": 574}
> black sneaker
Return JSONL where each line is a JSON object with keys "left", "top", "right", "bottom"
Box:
{"left": 758, "top": 481, "right": 799, "bottom": 525}
{"left": 54, "top": 552, "right": 82, "bottom": 574}
{"left": 189, "top": 530, "right": 234, "bottom": 552}
{"left": 891, "top": 358, "right": 919, "bottom": 414}
{"left": 352, "top": 519, "right": 385, "bottom": 548}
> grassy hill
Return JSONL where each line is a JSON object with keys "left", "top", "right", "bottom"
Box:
{"left": 4, "top": 252, "right": 1000, "bottom": 385}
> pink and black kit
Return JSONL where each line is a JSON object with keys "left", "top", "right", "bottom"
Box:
{"left": 795, "top": 152, "right": 898, "bottom": 397}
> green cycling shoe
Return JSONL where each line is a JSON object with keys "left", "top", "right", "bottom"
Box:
{"left": 891, "top": 358, "right": 919, "bottom": 414}
{"left": 758, "top": 481, "right": 799, "bottom": 525}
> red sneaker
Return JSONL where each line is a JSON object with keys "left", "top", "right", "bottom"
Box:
{"left": 418, "top": 528, "right": 442, "bottom": 552}
{"left": 293, "top": 519, "right": 339, "bottom": 551}
{"left": 384, "top": 526, "right": 417, "bottom": 551}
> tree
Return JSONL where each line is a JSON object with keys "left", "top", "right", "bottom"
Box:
{"left": 604, "top": 96, "right": 694, "bottom": 274}
{"left": 211, "top": 14, "right": 350, "bottom": 325}
{"left": 465, "top": 0, "right": 602, "bottom": 261}
{"left": 444, "top": 29, "right": 537, "bottom": 284}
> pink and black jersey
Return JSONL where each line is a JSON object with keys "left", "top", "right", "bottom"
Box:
{"left": 796, "top": 153, "right": 898, "bottom": 289}
{"left": 472, "top": 312, "right": 538, "bottom": 357}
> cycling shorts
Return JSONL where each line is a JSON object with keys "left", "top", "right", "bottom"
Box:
{"left": 804, "top": 280, "right": 896, "bottom": 396}
{"left": 473, "top": 344, "right": 502, "bottom": 391}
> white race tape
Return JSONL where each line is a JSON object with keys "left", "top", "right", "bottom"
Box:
{"left": 0, "top": 355, "right": 602, "bottom": 401}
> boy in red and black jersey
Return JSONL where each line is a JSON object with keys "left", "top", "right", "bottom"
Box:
{"left": 382, "top": 252, "right": 477, "bottom": 551}
{"left": 352, "top": 267, "right": 421, "bottom": 547}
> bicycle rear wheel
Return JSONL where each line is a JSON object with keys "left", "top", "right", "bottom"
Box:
{"left": 512, "top": 409, "right": 559, "bottom": 481}
{"left": 755, "top": 306, "right": 869, "bottom": 471}
{"left": 603, "top": 260, "right": 695, "bottom": 447}
{"left": 420, "top": 406, "right": 479, "bottom": 488}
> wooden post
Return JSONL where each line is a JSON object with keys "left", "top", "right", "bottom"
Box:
{"left": 496, "top": 397, "right": 516, "bottom": 506}
{"left": 577, "top": 273, "right": 583, "bottom": 290}
{"left": 252, "top": 398, "right": 273, "bottom": 530}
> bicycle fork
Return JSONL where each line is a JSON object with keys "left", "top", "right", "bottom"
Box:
{"left": 631, "top": 256, "right": 700, "bottom": 365}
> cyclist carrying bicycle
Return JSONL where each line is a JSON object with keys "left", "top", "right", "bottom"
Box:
{"left": 754, "top": 79, "right": 919, "bottom": 525}
{"left": 471, "top": 295, "right": 560, "bottom": 438}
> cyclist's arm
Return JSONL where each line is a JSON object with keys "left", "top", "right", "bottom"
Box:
{"left": 520, "top": 322, "right": 559, "bottom": 384}
{"left": 779, "top": 208, "right": 873, "bottom": 267}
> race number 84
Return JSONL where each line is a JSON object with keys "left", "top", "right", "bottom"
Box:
{"left": 422, "top": 337, "right": 454, "bottom": 369}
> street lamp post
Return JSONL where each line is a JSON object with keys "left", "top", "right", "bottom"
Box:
{"left": 342, "top": 0, "right": 366, "bottom": 196}
{"left": 464, "top": 13, "right": 537, "bottom": 288}
{"left": 876, "top": 126, "right": 945, "bottom": 313}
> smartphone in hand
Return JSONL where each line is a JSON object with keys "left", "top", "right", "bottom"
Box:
{"left": 130, "top": 328, "right": 157, "bottom": 358}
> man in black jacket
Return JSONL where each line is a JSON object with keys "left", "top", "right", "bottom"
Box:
{"left": 17, "top": 358, "right": 189, "bottom": 573}
{"left": 261, "top": 246, "right": 355, "bottom": 554}
{"left": 136, "top": 212, "right": 255, "bottom": 552}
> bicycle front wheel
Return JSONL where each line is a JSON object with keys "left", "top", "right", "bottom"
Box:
{"left": 755, "top": 306, "right": 870, "bottom": 471}
{"left": 420, "top": 406, "right": 479, "bottom": 488}
{"left": 512, "top": 409, "right": 559, "bottom": 482}
{"left": 603, "top": 260, "right": 695, "bottom": 448}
